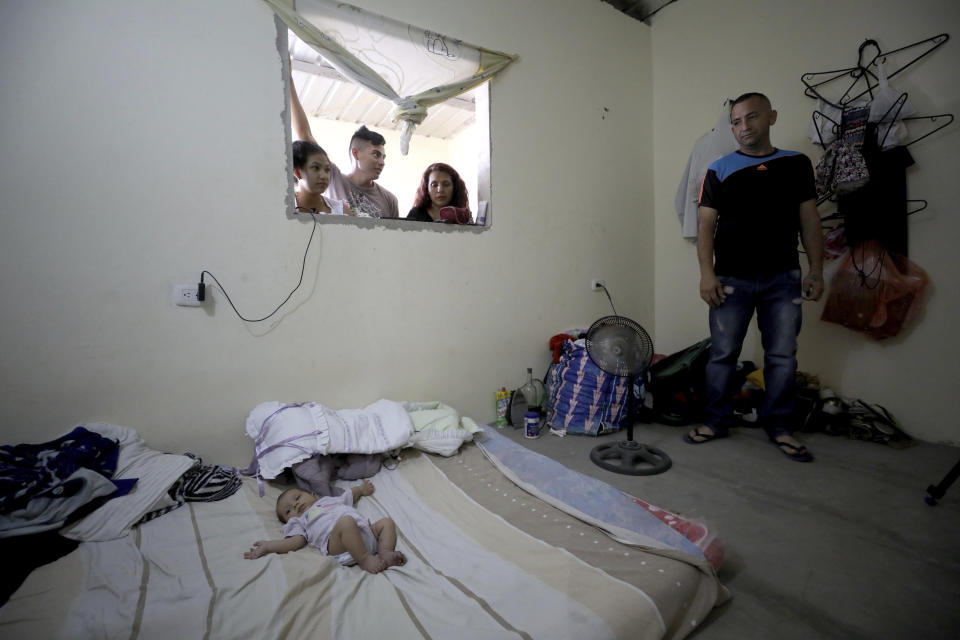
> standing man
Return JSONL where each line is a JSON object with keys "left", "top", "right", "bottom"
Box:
{"left": 290, "top": 71, "right": 399, "bottom": 218}
{"left": 685, "top": 92, "right": 824, "bottom": 462}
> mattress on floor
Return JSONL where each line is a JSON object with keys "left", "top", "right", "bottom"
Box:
{"left": 0, "top": 429, "right": 728, "bottom": 640}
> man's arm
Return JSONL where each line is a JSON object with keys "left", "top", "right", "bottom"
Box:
{"left": 697, "top": 205, "right": 725, "bottom": 308}
{"left": 289, "top": 65, "right": 316, "bottom": 144}
{"left": 798, "top": 198, "right": 824, "bottom": 300}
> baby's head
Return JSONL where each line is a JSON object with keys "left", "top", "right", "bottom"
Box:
{"left": 276, "top": 488, "right": 316, "bottom": 523}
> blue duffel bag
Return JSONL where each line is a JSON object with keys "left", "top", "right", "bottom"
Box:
{"left": 544, "top": 340, "right": 630, "bottom": 436}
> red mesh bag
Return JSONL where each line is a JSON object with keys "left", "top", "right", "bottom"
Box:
{"left": 821, "top": 241, "right": 928, "bottom": 339}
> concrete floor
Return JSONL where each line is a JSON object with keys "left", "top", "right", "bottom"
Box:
{"left": 495, "top": 421, "right": 960, "bottom": 640}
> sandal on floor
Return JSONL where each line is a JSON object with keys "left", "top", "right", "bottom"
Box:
{"left": 773, "top": 439, "right": 814, "bottom": 462}
{"left": 683, "top": 426, "right": 729, "bottom": 445}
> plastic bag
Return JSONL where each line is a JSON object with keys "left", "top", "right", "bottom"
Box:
{"left": 868, "top": 61, "right": 916, "bottom": 150}
{"left": 821, "top": 241, "right": 928, "bottom": 338}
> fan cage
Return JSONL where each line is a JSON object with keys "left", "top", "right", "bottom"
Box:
{"left": 585, "top": 315, "right": 654, "bottom": 377}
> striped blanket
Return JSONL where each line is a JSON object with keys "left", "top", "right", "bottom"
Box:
{"left": 1, "top": 437, "right": 727, "bottom": 639}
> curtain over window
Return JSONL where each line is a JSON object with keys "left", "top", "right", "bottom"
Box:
{"left": 264, "top": 0, "right": 515, "bottom": 154}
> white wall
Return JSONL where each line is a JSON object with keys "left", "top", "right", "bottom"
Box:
{"left": 651, "top": 0, "right": 960, "bottom": 443}
{"left": 0, "top": 0, "right": 653, "bottom": 463}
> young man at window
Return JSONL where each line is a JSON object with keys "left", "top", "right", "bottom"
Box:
{"left": 290, "top": 73, "right": 399, "bottom": 218}
{"left": 687, "top": 92, "right": 824, "bottom": 462}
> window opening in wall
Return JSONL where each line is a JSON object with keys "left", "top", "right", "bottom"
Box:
{"left": 288, "top": 40, "right": 490, "bottom": 226}
{"left": 264, "top": 0, "right": 514, "bottom": 230}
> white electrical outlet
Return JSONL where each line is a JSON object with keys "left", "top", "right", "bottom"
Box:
{"left": 591, "top": 279, "right": 606, "bottom": 291}
{"left": 172, "top": 284, "right": 203, "bottom": 307}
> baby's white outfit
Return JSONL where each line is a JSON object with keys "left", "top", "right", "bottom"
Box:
{"left": 282, "top": 492, "right": 378, "bottom": 566}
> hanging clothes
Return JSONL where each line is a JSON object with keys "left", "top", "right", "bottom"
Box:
{"left": 839, "top": 122, "right": 915, "bottom": 256}
{"left": 675, "top": 106, "right": 738, "bottom": 239}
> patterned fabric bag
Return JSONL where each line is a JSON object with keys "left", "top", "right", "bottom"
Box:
{"left": 815, "top": 139, "right": 870, "bottom": 198}
{"left": 832, "top": 140, "right": 870, "bottom": 193}
{"left": 544, "top": 340, "right": 629, "bottom": 436}
{"left": 814, "top": 143, "right": 838, "bottom": 200}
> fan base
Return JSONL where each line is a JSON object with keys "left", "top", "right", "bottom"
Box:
{"left": 590, "top": 440, "right": 672, "bottom": 476}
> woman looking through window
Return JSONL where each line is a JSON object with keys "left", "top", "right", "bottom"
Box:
{"left": 292, "top": 140, "right": 353, "bottom": 215}
{"left": 406, "top": 163, "right": 471, "bottom": 223}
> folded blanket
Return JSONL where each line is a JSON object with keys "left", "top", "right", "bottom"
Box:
{"left": 403, "top": 401, "right": 481, "bottom": 456}
{"left": 245, "top": 400, "right": 414, "bottom": 480}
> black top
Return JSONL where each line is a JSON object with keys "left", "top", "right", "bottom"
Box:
{"left": 406, "top": 207, "right": 434, "bottom": 222}
{"left": 700, "top": 149, "right": 816, "bottom": 277}
{"left": 839, "top": 123, "right": 915, "bottom": 256}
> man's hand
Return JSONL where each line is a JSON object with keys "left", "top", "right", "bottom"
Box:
{"left": 700, "top": 273, "right": 726, "bottom": 308}
{"left": 803, "top": 273, "right": 823, "bottom": 301}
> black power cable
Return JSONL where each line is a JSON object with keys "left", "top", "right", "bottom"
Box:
{"left": 199, "top": 212, "right": 320, "bottom": 323}
{"left": 599, "top": 284, "right": 619, "bottom": 317}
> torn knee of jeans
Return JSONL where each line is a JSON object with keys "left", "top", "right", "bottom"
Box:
{"left": 723, "top": 285, "right": 735, "bottom": 294}
{"left": 791, "top": 297, "right": 803, "bottom": 305}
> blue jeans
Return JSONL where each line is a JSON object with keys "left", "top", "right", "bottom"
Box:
{"left": 704, "top": 269, "right": 803, "bottom": 436}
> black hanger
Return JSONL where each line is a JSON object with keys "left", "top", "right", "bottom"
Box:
{"left": 868, "top": 91, "right": 954, "bottom": 148}
{"left": 906, "top": 199, "right": 927, "bottom": 216}
{"left": 810, "top": 91, "right": 953, "bottom": 150}
{"left": 802, "top": 34, "right": 949, "bottom": 108}
{"left": 811, "top": 110, "right": 840, "bottom": 147}
{"left": 901, "top": 113, "right": 954, "bottom": 147}
{"left": 875, "top": 92, "right": 908, "bottom": 147}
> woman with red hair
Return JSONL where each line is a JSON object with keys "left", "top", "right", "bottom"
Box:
{"left": 406, "top": 163, "right": 472, "bottom": 223}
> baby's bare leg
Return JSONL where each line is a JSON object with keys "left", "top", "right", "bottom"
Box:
{"left": 328, "top": 515, "right": 385, "bottom": 573}
{"left": 371, "top": 517, "right": 406, "bottom": 567}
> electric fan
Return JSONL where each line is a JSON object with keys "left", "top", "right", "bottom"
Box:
{"left": 586, "top": 314, "right": 672, "bottom": 475}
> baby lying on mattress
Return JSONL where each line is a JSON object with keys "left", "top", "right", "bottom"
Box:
{"left": 244, "top": 479, "right": 406, "bottom": 573}
{"left": 241, "top": 399, "right": 475, "bottom": 571}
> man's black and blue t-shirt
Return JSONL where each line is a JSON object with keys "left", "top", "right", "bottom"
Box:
{"left": 699, "top": 149, "right": 816, "bottom": 278}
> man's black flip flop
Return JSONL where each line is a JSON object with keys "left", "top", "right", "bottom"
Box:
{"left": 683, "top": 426, "right": 729, "bottom": 445}
{"left": 773, "top": 439, "right": 814, "bottom": 462}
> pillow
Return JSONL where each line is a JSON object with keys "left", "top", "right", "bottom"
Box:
{"left": 403, "top": 401, "right": 481, "bottom": 456}
{"left": 60, "top": 423, "right": 195, "bottom": 541}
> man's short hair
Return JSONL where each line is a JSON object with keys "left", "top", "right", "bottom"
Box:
{"left": 730, "top": 92, "right": 771, "bottom": 112}
{"left": 349, "top": 125, "right": 386, "bottom": 151}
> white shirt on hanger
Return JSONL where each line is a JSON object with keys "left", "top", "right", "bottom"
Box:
{"left": 675, "top": 106, "right": 738, "bottom": 239}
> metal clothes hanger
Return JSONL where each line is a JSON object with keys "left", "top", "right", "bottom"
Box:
{"left": 801, "top": 34, "right": 949, "bottom": 109}
{"left": 901, "top": 114, "right": 955, "bottom": 147}
{"left": 906, "top": 199, "right": 927, "bottom": 216}
{"left": 811, "top": 110, "right": 840, "bottom": 148}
